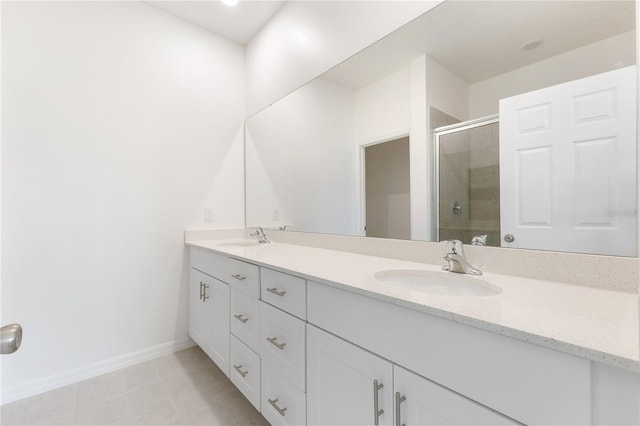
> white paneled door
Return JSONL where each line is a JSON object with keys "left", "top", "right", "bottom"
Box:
{"left": 499, "top": 66, "right": 637, "bottom": 256}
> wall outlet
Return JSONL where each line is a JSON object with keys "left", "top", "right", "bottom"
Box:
{"left": 204, "top": 207, "right": 214, "bottom": 223}
{"left": 272, "top": 208, "right": 280, "bottom": 221}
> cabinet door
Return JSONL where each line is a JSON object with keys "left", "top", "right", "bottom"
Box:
{"left": 208, "top": 276, "right": 230, "bottom": 377}
{"left": 189, "top": 268, "right": 212, "bottom": 353}
{"left": 189, "top": 268, "right": 230, "bottom": 377}
{"left": 307, "top": 325, "right": 393, "bottom": 426}
{"left": 394, "top": 366, "right": 517, "bottom": 426}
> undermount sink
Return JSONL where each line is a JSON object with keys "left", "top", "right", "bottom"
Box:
{"left": 217, "top": 241, "right": 261, "bottom": 247}
{"left": 374, "top": 269, "right": 501, "bottom": 297}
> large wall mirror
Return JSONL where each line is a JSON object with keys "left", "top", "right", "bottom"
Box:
{"left": 246, "top": 0, "right": 638, "bottom": 257}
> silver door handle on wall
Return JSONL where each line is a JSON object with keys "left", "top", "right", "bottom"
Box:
{"left": 373, "top": 380, "right": 384, "bottom": 425}
{"left": 1, "top": 324, "right": 22, "bottom": 355}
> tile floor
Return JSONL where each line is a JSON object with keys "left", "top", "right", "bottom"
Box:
{"left": 0, "top": 346, "right": 270, "bottom": 425}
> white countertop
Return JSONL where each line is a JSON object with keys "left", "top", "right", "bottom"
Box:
{"left": 186, "top": 238, "right": 639, "bottom": 372}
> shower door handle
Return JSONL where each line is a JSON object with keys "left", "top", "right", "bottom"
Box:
{"left": 451, "top": 201, "right": 462, "bottom": 216}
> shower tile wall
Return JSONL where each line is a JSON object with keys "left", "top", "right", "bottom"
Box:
{"left": 438, "top": 121, "right": 501, "bottom": 247}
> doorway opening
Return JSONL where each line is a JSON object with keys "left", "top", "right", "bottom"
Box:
{"left": 363, "top": 137, "right": 411, "bottom": 239}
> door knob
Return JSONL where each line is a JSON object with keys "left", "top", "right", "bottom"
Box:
{"left": 504, "top": 234, "right": 515, "bottom": 243}
{"left": 1, "top": 323, "right": 22, "bottom": 354}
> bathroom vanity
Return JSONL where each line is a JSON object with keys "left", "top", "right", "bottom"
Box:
{"left": 186, "top": 236, "right": 639, "bottom": 426}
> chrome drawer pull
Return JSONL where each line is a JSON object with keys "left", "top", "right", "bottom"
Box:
{"left": 231, "top": 274, "right": 246, "bottom": 281}
{"left": 266, "top": 336, "right": 286, "bottom": 350}
{"left": 233, "top": 364, "right": 248, "bottom": 377}
{"left": 234, "top": 314, "right": 249, "bottom": 323}
{"left": 267, "top": 287, "right": 286, "bottom": 297}
{"left": 395, "top": 392, "right": 406, "bottom": 426}
{"left": 199, "top": 281, "right": 204, "bottom": 300}
{"left": 268, "top": 398, "right": 288, "bottom": 417}
{"left": 373, "top": 380, "right": 384, "bottom": 425}
{"left": 202, "top": 284, "right": 210, "bottom": 301}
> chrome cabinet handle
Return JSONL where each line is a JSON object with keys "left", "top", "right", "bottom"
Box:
{"left": 199, "top": 281, "right": 204, "bottom": 300}
{"left": 233, "top": 364, "right": 248, "bottom": 377}
{"left": 267, "top": 287, "right": 286, "bottom": 297}
{"left": 504, "top": 233, "right": 515, "bottom": 243}
{"left": 231, "top": 274, "right": 246, "bottom": 281}
{"left": 268, "top": 398, "right": 288, "bottom": 417}
{"left": 373, "top": 380, "right": 384, "bottom": 425}
{"left": 202, "top": 284, "right": 210, "bottom": 301}
{"left": 266, "top": 336, "right": 286, "bottom": 350}
{"left": 234, "top": 314, "right": 248, "bottom": 323}
{"left": 395, "top": 392, "right": 406, "bottom": 426}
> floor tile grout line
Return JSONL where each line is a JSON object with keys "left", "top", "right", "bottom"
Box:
{"left": 72, "top": 383, "right": 77, "bottom": 426}
{"left": 152, "top": 359, "right": 184, "bottom": 425}
{"left": 73, "top": 362, "right": 162, "bottom": 413}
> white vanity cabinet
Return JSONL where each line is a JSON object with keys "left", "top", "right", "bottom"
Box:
{"left": 189, "top": 267, "right": 230, "bottom": 376}
{"left": 307, "top": 324, "right": 516, "bottom": 426}
{"left": 307, "top": 281, "right": 591, "bottom": 425}
{"left": 190, "top": 247, "right": 260, "bottom": 395}
{"left": 189, "top": 245, "right": 639, "bottom": 426}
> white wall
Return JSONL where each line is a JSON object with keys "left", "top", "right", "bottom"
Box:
{"left": 1, "top": 1, "right": 245, "bottom": 401}
{"left": 244, "top": 0, "right": 442, "bottom": 116}
{"left": 354, "top": 67, "right": 411, "bottom": 144}
{"left": 426, "top": 56, "right": 470, "bottom": 123}
{"left": 245, "top": 77, "right": 355, "bottom": 234}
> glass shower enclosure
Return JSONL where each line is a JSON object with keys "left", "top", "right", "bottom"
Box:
{"left": 434, "top": 115, "right": 500, "bottom": 247}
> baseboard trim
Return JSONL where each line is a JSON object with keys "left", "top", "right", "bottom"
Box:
{"left": 1, "top": 337, "right": 196, "bottom": 405}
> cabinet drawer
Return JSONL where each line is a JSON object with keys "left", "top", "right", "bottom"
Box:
{"left": 191, "top": 247, "right": 228, "bottom": 279}
{"left": 230, "top": 288, "right": 261, "bottom": 353}
{"left": 191, "top": 247, "right": 260, "bottom": 298}
{"left": 229, "top": 335, "right": 261, "bottom": 411}
{"left": 261, "top": 268, "right": 307, "bottom": 319}
{"left": 261, "top": 368, "right": 306, "bottom": 426}
{"left": 260, "top": 302, "right": 306, "bottom": 391}
{"left": 226, "top": 257, "right": 260, "bottom": 298}
{"left": 308, "top": 281, "right": 590, "bottom": 425}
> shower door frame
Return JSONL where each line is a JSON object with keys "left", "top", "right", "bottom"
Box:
{"left": 432, "top": 114, "right": 499, "bottom": 242}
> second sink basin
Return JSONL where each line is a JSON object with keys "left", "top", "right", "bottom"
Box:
{"left": 374, "top": 269, "right": 501, "bottom": 297}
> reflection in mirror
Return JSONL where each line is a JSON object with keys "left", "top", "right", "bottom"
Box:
{"left": 435, "top": 117, "right": 500, "bottom": 248}
{"left": 245, "top": 0, "right": 638, "bottom": 256}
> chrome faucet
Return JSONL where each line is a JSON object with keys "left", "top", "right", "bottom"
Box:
{"left": 250, "top": 226, "right": 270, "bottom": 243}
{"left": 442, "top": 240, "right": 482, "bottom": 275}
{"left": 471, "top": 234, "right": 488, "bottom": 246}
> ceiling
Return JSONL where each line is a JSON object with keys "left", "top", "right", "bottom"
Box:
{"left": 146, "top": 1, "right": 286, "bottom": 45}
{"left": 147, "top": 1, "right": 635, "bottom": 86}
{"left": 324, "top": 0, "right": 635, "bottom": 89}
